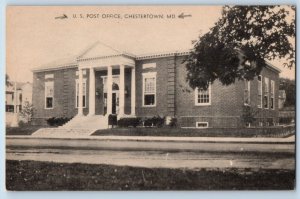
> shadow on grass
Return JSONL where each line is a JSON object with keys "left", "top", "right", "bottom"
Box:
{"left": 6, "top": 125, "right": 48, "bottom": 135}
{"left": 6, "top": 160, "right": 295, "bottom": 190}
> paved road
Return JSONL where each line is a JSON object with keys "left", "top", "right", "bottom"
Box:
{"left": 6, "top": 137, "right": 295, "bottom": 170}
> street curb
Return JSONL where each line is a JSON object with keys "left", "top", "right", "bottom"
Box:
{"left": 6, "top": 135, "right": 295, "bottom": 144}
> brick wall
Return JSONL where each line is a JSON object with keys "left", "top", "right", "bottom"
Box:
{"left": 174, "top": 56, "right": 279, "bottom": 128}
{"left": 135, "top": 57, "right": 174, "bottom": 117}
{"left": 32, "top": 67, "right": 90, "bottom": 124}
{"left": 174, "top": 56, "right": 244, "bottom": 127}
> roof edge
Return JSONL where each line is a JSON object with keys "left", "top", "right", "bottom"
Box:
{"left": 265, "top": 61, "right": 282, "bottom": 73}
{"left": 31, "top": 64, "right": 78, "bottom": 72}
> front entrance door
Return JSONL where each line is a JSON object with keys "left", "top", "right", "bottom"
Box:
{"left": 112, "top": 92, "right": 119, "bottom": 114}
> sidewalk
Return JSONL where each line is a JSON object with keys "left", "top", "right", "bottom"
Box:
{"left": 6, "top": 134, "right": 295, "bottom": 144}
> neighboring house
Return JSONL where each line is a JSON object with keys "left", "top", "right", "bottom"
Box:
{"left": 6, "top": 82, "right": 33, "bottom": 126}
{"left": 31, "top": 42, "right": 281, "bottom": 128}
{"left": 6, "top": 82, "right": 32, "bottom": 113}
{"left": 278, "top": 90, "right": 287, "bottom": 110}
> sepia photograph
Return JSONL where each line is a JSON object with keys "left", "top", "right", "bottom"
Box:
{"left": 5, "top": 5, "right": 296, "bottom": 191}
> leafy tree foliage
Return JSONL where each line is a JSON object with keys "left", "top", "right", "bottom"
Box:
{"left": 6, "top": 74, "right": 12, "bottom": 87}
{"left": 186, "top": 6, "right": 295, "bottom": 90}
{"left": 19, "top": 101, "right": 34, "bottom": 123}
{"left": 241, "top": 105, "right": 258, "bottom": 127}
{"left": 279, "top": 78, "right": 295, "bottom": 107}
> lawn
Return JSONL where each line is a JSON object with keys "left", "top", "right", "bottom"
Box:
{"left": 93, "top": 126, "right": 295, "bottom": 138}
{"left": 6, "top": 160, "right": 295, "bottom": 190}
{"left": 6, "top": 125, "right": 45, "bottom": 135}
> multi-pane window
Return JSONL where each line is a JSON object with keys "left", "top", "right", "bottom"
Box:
{"left": 76, "top": 79, "right": 86, "bottom": 108}
{"left": 45, "top": 81, "right": 54, "bottom": 109}
{"left": 257, "top": 76, "right": 262, "bottom": 108}
{"left": 264, "top": 77, "right": 269, "bottom": 109}
{"left": 195, "top": 85, "right": 211, "bottom": 105}
{"left": 244, "top": 80, "right": 250, "bottom": 105}
{"left": 143, "top": 72, "right": 156, "bottom": 106}
{"left": 270, "top": 80, "right": 275, "bottom": 110}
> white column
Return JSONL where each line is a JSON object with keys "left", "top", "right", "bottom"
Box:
{"left": 119, "top": 65, "right": 125, "bottom": 116}
{"left": 88, "top": 67, "right": 95, "bottom": 116}
{"left": 106, "top": 66, "right": 113, "bottom": 115}
{"left": 78, "top": 69, "right": 83, "bottom": 116}
{"left": 131, "top": 67, "right": 136, "bottom": 116}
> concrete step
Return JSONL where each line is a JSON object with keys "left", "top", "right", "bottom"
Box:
{"left": 31, "top": 115, "right": 109, "bottom": 138}
{"left": 61, "top": 115, "right": 108, "bottom": 129}
{"left": 32, "top": 128, "right": 97, "bottom": 138}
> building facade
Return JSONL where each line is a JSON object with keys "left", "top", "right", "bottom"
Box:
{"left": 32, "top": 42, "right": 281, "bottom": 128}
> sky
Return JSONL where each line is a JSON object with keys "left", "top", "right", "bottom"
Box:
{"left": 6, "top": 6, "right": 295, "bottom": 83}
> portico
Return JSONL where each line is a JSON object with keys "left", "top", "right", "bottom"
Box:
{"left": 76, "top": 54, "right": 136, "bottom": 118}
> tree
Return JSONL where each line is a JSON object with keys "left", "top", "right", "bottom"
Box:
{"left": 186, "top": 6, "right": 295, "bottom": 90}
{"left": 241, "top": 106, "right": 258, "bottom": 127}
{"left": 279, "top": 78, "right": 295, "bottom": 107}
{"left": 6, "top": 74, "right": 12, "bottom": 87}
{"left": 19, "top": 101, "right": 34, "bottom": 123}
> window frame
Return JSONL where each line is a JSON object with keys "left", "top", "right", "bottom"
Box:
{"left": 244, "top": 80, "right": 251, "bottom": 106}
{"left": 270, "top": 80, "right": 275, "bottom": 110}
{"left": 44, "top": 81, "right": 54, "bottom": 109}
{"left": 257, "top": 75, "right": 263, "bottom": 108}
{"left": 264, "top": 77, "right": 269, "bottom": 109}
{"left": 196, "top": 122, "right": 209, "bottom": 128}
{"left": 75, "top": 78, "right": 87, "bottom": 108}
{"left": 142, "top": 72, "right": 157, "bottom": 107}
{"left": 195, "top": 84, "right": 211, "bottom": 106}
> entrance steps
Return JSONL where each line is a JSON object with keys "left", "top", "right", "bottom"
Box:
{"left": 31, "top": 128, "right": 96, "bottom": 138}
{"left": 32, "top": 115, "right": 108, "bottom": 138}
{"left": 61, "top": 115, "right": 108, "bottom": 129}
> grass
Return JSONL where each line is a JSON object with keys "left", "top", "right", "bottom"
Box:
{"left": 6, "top": 160, "right": 295, "bottom": 190}
{"left": 6, "top": 124, "right": 294, "bottom": 138}
{"left": 93, "top": 126, "right": 295, "bottom": 138}
{"left": 6, "top": 125, "right": 45, "bottom": 135}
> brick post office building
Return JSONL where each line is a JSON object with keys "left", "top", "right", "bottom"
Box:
{"left": 32, "top": 42, "right": 281, "bottom": 129}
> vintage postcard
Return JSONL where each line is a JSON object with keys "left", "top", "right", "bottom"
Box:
{"left": 6, "top": 5, "right": 295, "bottom": 190}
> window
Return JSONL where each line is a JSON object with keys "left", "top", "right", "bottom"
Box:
{"left": 244, "top": 80, "right": 250, "bottom": 105}
{"left": 264, "top": 77, "right": 269, "bottom": 109}
{"left": 257, "top": 75, "right": 262, "bottom": 108}
{"left": 143, "top": 72, "right": 156, "bottom": 106}
{"left": 195, "top": 85, "right": 211, "bottom": 106}
{"left": 196, "top": 122, "right": 209, "bottom": 128}
{"left": 45, "top": 81, "right": 54, "bottom": 109}
{"left": 76, "top": 79, "right": 87, "bottom": 108}
{"left": 270, "top": 80, "right": 275, "bottom": 110}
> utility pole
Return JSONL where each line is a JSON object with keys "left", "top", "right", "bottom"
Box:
{"left": 11, "top": 81, "right": 19, "bottom": 127}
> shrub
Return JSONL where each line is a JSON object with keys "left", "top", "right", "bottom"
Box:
{"left": 19, "top": 101, "right": 34, "bottom": 123}
{"left": 168, "top": 117, "right": 178, "bottom": 127}
{"left": 279, "top": 117, "right": 293, "bottom": 124}
{"left": 18, "top": 120, "right": 25, "bottom": 127}
{"left": 143, "top": 116, "right": 165, "bottom": 127}
{"left": 118, "top": 117, "right": 141, "bottom": 128}
{"left": 46, "top": 117, "right": 72, "bottom": 127}
{"left": 108, "top": 114, "right": 117, "bottom": 127}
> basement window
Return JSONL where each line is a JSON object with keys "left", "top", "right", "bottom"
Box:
{"left": 196, "top": 122, "right": 209, "bottom": 128}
